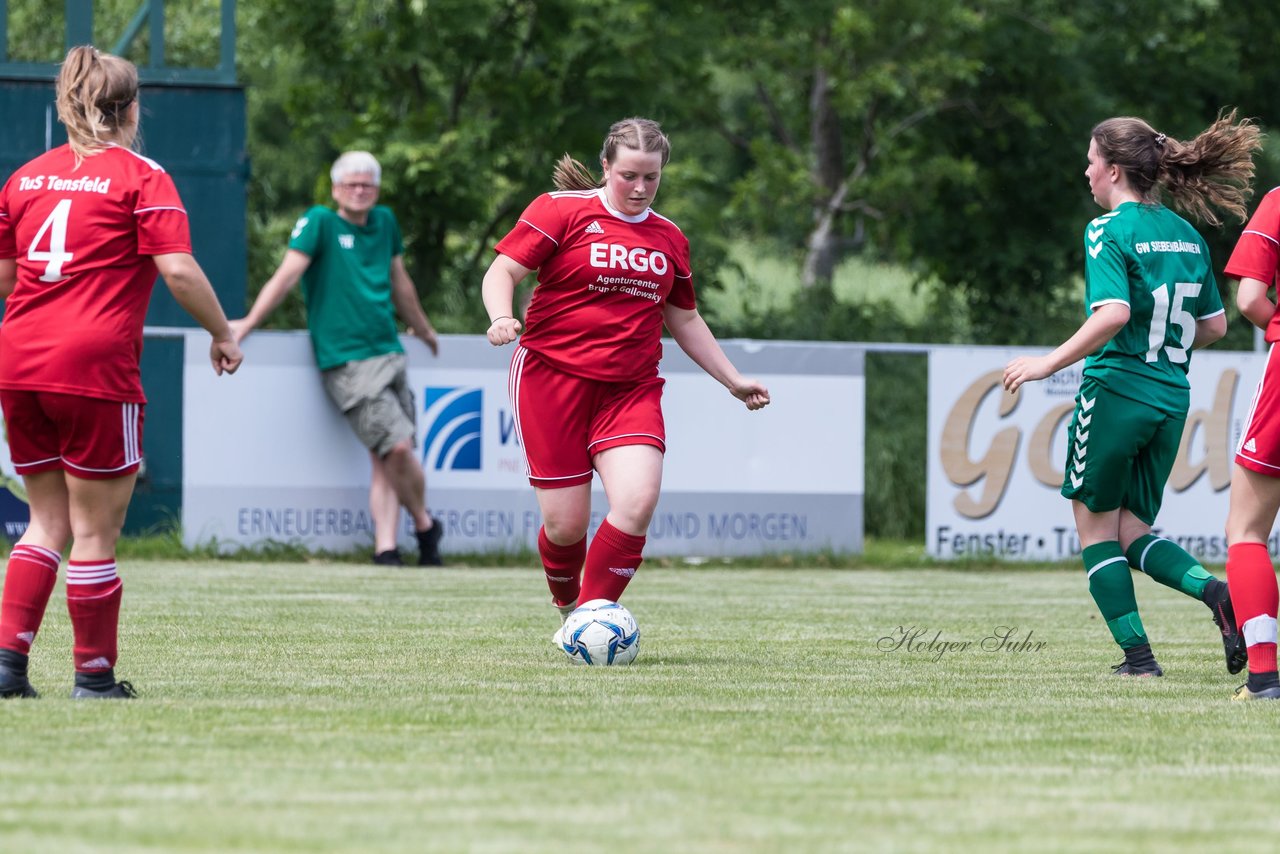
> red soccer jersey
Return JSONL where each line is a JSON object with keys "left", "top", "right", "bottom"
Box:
{"left": 494, "top": 188, "right": 697, "bottom": 382}
{"left": 1226, "top": 186, "right": 1280, "bottom": 343}
{"left": 0, "top": 144, "right": 190, "bottom": 402}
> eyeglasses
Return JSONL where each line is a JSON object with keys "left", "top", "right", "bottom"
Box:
{"left": 338, "top": 182, "right": 379, "bottom": 192}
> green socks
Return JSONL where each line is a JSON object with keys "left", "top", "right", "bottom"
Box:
{"left": 1125, "top": 534, "right": 1213, "bottom": 600}
{"left": 1084, "top": 541, "right": 1147, "bottom": 649}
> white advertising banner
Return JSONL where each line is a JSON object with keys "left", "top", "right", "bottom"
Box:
{"left": 927, "top": 345, "right": 1265, "bottom": 562}
{"left": 183, "top": 332, "right": 865, "bottom": 556}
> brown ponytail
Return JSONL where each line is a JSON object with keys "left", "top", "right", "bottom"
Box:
{"left": 1091, "top": 109, "right": 1262, "bottom": 226}
{"left": 551, "top": 117, "right": 672, "bottom": 190}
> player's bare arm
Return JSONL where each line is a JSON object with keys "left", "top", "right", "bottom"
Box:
{"left": 153, "top": 252, "right": 244, "bottom": 376}
{"left": 1192, "top": 312, "right": 1227, "bottom": 350}
{"left": 663, "top": 304, "right": 770, "bottom": 411}
{"left": 229, "top": 249, "right": 312, "bottom": 343}
{"left": 1003, "top": 302, "right": 1130, "bottom": 394}
{"left": 389, "top": 255, "right": 438, "bottom": 356}
{"left": 0, "top": 258, "right": 15, "bottom": 298}
{"left": 1236, "top": 277, "right": 1275, "bottom": 330}
{"left": 481, "top": 254, "right": 530, "bottom": 346}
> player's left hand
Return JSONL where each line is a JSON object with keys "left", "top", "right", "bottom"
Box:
{"left": 1003, "top": 355, "right": 1053, "bottom": 394}
{"left": 411, "top": 325, "right": 440, "bottom": 356}
{"left": 731, "top": 379, "right": 771, "bottom": 411}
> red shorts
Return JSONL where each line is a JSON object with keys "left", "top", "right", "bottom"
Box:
{"left": 0, "top": 390, "right": 144, "bottom": 480}
{"left": 509, "top": 346, "right": 665, "bottom": 489}
{"left": 1238, "top": 343, "right": 1280, "bottom": 476}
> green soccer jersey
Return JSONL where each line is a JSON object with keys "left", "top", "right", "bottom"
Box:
{"left": 289, "top": 205, "right": 405, "bottom": 370}
{"left": 1080, "top": 201, "right": 1223, "bottom": 415}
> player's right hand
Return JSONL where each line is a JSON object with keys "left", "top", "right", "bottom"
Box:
{"left": 211, "top": 338, "right": 244, "bottom": 376}
{"left": 487, "top": 317, "right": 522, "bottom": 346}
{"left": 1002, "top": 355, "right": 1052, "bottom": 394}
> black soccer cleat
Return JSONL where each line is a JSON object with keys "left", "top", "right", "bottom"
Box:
{"left": 373, "top": 549, "right": 404, "bottom": 567}
{"left": 1205, "top": 581, "right": 1248, "bottom": 675}
{"left": 0, "top": 664, "right": 38, "bottom": 698}
{"left": 0, "top": 649, "right": 38, "bottom": 698}
{"left": 1111, "top": 660, "right": 1164, "bottom": 677}
{"left": 70, "top": 679, "right": 137, "bottom": 700}
{"left": 417, "top": 517, "right": 444, "bottom": 567}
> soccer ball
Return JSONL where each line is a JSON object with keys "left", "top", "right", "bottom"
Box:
{"left": 558, "top": 599, "right": 640, "bottom": 665}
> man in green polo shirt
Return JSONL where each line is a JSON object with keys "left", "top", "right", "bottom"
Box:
{"left": 230, "top": 151, "right": 443, "bottom": 566}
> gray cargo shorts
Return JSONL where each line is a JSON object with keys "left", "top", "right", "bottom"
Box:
{"left": 321, "top": 352, "right": 416, "bottom": 458}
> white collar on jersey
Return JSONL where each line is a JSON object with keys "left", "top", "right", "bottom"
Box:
{"left": 597, "top": 188, "right": 651, "bottom": 223}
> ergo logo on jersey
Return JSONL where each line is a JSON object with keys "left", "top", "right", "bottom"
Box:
{"left": 588, "top": 243, "right": 668, "bottom": 275}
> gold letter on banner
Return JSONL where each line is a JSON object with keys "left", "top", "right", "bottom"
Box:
{"left": 940, "top": 369, "right": 1021, "bottom": 519}
{"left": 1028, "top": 402, "right": 1075, "bottom": 488}
{"left": 1169, "top": 370, "right": 1238, "bottom": 493}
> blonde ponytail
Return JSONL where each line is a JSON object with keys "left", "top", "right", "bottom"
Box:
{"left": 55, "top": 45, "right": 139, "bottom": 165}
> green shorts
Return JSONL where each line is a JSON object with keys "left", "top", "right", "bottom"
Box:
{"left": 1059, "top": 376, "right": 1185, "bottom": 525}
{"left": 321, "top": 352, "right": 416, "bottom": 458}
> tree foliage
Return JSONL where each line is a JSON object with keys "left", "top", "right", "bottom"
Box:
{"left": 233, "top": 0, "right": 1280, "bottom": 344}
{"left": 13, "top": 0, "right": 1278, "bottom": 343}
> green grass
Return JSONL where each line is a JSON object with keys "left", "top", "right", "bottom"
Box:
{"left": 1, "top": 562, "right": 1274, "bottom": 852}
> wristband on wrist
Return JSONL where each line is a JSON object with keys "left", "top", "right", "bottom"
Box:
{"left": 489, "top": 315, "right": 513, "bottom": 325}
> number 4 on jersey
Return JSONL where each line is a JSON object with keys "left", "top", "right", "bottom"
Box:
{"left": 28, "top": 199, "right": 75, "bottom": 282}
{"left": 1146, "top": 281, "right": 1201, "bottom": 364}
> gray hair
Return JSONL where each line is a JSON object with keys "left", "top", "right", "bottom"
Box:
{"left": 330, "top": 151, "right": 381, "bottom": 185}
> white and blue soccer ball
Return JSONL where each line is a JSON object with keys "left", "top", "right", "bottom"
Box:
{"left": 558, "top": 599, "right": 640, "bottom": 665}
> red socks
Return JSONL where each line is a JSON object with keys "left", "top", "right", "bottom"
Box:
{"left": 0, "top": 549, "right": 123, "bottom": 673}
{"left": 65, "top": 559, "right": 122, "bottom": 672}
{"left": 1226, "top": 542, "right": 1279, "bottom": 674}
{"left": 0, "top": 544, "right": 61, "bottom": 654}
{"left": 579, "top": 518, "right": 645, "bottom": 603}
{"left": 538, "top": 527, "right": 586, "bottom": 607}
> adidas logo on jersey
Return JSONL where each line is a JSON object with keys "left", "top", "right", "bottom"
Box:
{"left": 1245, "top": 438, "right": 1258, "bottom": 453}
{"left": 585, "top": 221, "right": 605, "bottom": 235}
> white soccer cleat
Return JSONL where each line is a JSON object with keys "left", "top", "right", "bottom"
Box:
{"left": 554, "top": 597, "right": 578, "bottom": 625}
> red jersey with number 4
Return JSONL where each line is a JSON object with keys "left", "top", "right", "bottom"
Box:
{"left": 0, "top": 143, "right": 191, "bottom": 402}
{"left": 1226, "top": 186, "right": 1280, "bottom": 343}
{"left": 495, "top": 188, "right": 697, "bottom": 382}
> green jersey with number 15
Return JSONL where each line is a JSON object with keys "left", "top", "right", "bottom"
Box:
{"left": 1081, "top": 201, "right": 1223, "bottom": 415}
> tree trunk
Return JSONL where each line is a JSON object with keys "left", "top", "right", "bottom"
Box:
{"left": 803, "top": 56, "right": 844, "bottom": 288}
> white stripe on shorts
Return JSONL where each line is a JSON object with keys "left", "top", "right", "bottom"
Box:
{"left": 510, "top": 347, "right": 532, "bottom": 476}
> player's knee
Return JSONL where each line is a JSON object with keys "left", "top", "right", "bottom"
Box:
{"left": 609, "top": 494, "right": 659, "bottom": 534}
{"left": 381, "top": 437, "right": 417, "bottom": 464}
{"left": 543, "top": 514, "right": 589, "bottom": 544}
{"left": 1225, "top": 515, "right": 1267, "bottom": 546}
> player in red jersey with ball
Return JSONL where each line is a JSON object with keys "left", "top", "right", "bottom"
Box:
{"left": 482, "top": 117, "right": 769, "bottom": 642}
{"left": 0, "top": 47, "right": 242, "bottom": 699}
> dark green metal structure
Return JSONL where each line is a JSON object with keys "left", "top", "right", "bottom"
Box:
{"left": 0, "top": 1, "right": 246, "bottom": 535}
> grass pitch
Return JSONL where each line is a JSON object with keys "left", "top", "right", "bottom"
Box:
{"left": 2, "top": 563, "right": 1277, "bottom": 852}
